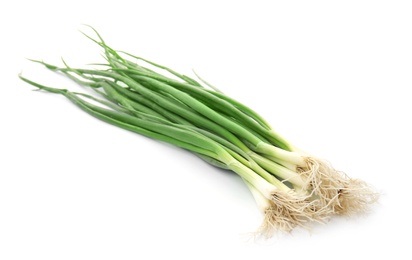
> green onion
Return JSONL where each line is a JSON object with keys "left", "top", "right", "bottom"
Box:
{"left": 19, "top": 27, "right": 378, "bottom": 237}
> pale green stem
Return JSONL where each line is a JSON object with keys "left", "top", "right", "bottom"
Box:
{"left": 254, "top": 142, "right": 306, "bottom": 167}
{"left": 248, "top": 152, "right": 306, "bottom": 188}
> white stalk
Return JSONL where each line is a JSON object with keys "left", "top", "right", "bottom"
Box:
{"left": 254, "top": 142, "right": 306, "bottom": 167}
{"left": 227, "top": 160, "right": 283, "bottom": 199}
{"left": 249, "top": 152, "right": 306, "bottom": 188}
{"left": 264, "top": 155, "right": 297, "bottom": 171}
{"left": 243, "top": 179, "right": 271, "bottom": 213}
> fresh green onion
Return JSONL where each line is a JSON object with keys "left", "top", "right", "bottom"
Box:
{"left": 19, "top": 27, "right": 378, "bottom": 237}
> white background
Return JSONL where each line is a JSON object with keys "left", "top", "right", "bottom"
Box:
{"left": 1, "top": 0, "right": 411, "bottom": 259}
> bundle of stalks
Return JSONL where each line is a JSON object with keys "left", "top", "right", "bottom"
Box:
{"left": 19, "top": 27, "right": 378, "bottom": 237}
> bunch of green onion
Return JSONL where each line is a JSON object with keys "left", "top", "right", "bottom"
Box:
{"left": 19, "top": 27, "right": 378, "bottom": 237}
